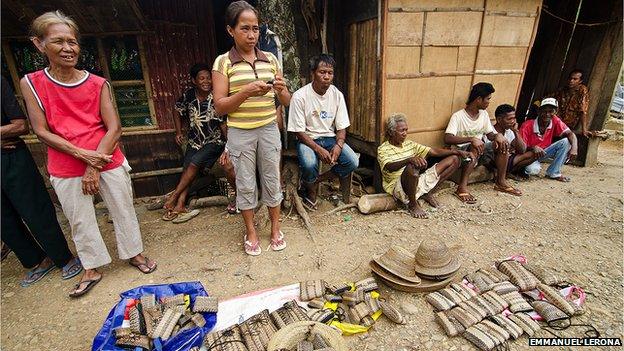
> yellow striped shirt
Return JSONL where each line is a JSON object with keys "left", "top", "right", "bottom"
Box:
{"left": 212, "top": 47, "right": 281, "bottom": 129}
{"left": 377, "top": 140, "right": 431, "bottom": 194}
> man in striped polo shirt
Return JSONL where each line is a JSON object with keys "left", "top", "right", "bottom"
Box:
{"left": 378, "top": 114, "right": 472, "bottom": 218}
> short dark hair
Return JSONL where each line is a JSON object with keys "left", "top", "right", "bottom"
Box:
{"left": 495, "top": 104, "right": 515, "bottom": 118}
{"left": 225, "top": 1, "right": 259, "bottom": 28}
{"left": 569, "top": 68, "right": 584, "bottom": 81}
{"left": 190, "top": 63, "right": 211, "bottom": 79}
{"left": 309, "top": 54, "right": 336, "bottom": 73}
{"left": 467, "top": 82, "right": 495, "bottom": 104}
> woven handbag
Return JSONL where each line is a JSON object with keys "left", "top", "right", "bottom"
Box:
{"left": 501, "top": 291, "right": 533, "bottom": 313}
{"left": 426, "top": 291, "right": 455, "bottom": 311}
{"left": 450, "top": 283, "right": 478, "bottom": 300}
{"left": 538, "top": 283, "right": 576, "bottom": 316}
{"left": 299, "top": 280, "right": 327, "bottom": 302}
{"left": 488, "top": 314, "right": 523, "bottom": 339}
{"left": 193, "top": 296, "right": 219, "bottom": 313}
{"left": 508, "top": 313, "right": 540, "bottom": 336}
{"left": 203, "top": 325, "right": 248, "bottom": 351}
{"left": 379, "top": 301, "right": 406, "bottom": 324}
{"left": 240, "top": 309, "right": 278, "bottom": 351}
{"left": 497, "top": 261, "right": 539, "bottom": 291}
{"left": 440, "top": 287, "right": 467, "bottom": 305}
{"left": 463, "top": 325, "right": 497, "bottom": 351}
{"left": 435, "top": 311, "right": 465, "bottom": 337}
{"left": 531, "top": 300, "right": 569, "bottom": 324}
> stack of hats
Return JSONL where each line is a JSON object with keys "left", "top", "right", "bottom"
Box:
{"left": 370, "top": 239, "right": 461, "bottom": 293}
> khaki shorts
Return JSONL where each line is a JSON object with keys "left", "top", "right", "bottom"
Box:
{"left": 226, "top": 122, "right": 283, "bottom": 210}
{"left": 393, "top": 164, "right": 440, "bottom": 205}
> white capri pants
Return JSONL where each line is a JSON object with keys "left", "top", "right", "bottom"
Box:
{"left": 50, "top": 160, "right": 143, "bottom": 269}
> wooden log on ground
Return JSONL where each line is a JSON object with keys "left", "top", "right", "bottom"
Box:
{"left": 357, "top": 194, "right": 399, "bottom": 214}
{"left": 188, "top": 196, "right": 229, "bottom": 209}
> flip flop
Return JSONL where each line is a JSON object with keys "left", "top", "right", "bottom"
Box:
{"left": 454, "top": 192, "right": 477, "bottom": 204}
{"left": 61, "top": 257, "right": 83, "bottom": 280}
{"left": 1, "top": 243, "right": 12, "bottom": 261}
{"left": 547, "top": 175, "right": 571, "bottom": 182}
{"left": 301, "top": 196, "right": 318, "bottom": 211}
{"left": 69, "top": 276, "right": 102, "bottom": 298}
{"left": 20, "top": 264, "right": 56, "bottom": 287}
{"left": 129, "top": 256, "right": 157, "bottom": 274}
{"left": 162, "top": 209, "right": 179, "bottom": 221}
{"left": 244, "top": 235, "right": 261, "bottom": 256}
{"left": 227, "top": 202, "right": 240, "bottom": 214}
{"left": 268, "top": 231, "right": 287, "bottom": 251}
{"left": 172, "top": 209, "right": 200, "bottom": 223}
{"left": 493, "top": 184, "right": 523, "bottom": 196}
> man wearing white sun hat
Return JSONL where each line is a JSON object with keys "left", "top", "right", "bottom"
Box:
{"left": 518, "top": 97, "right": 578, "bottom": 182}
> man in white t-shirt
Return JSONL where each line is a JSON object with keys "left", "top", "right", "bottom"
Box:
{"left": 444, "top": 82, "right": 521, "bottom": 203}
{"left": 287, "top": 54, "right": 359, "bottom": 207}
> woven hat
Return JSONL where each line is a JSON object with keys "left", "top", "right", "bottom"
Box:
{"left": 372, "top": 245, "right": 421, "bottom": 283}
{"left": 371, "top": 260, "right": 454, "bottom": 293}
{"left": 413, "top": 239, "right": 461, "bottom": 279}
{"left": 267, "top": 321, "right": 347, "bottom": 351}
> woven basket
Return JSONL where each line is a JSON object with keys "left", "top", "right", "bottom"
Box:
{"left": 266, "top": 321, "right": 347, "bottom": 351}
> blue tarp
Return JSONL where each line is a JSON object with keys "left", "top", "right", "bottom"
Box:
{"left": 92, "top": 281, "right": 217, "bottom": 351}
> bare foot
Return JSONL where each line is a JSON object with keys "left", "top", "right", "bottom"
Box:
{"left": 408, "top": 202, "right": 428, "bottom": 219}
{"left": 422, "top": 193, "right": 440, "bottom": 208}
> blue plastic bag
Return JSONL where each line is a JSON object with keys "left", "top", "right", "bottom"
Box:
{"left": 92, "top": 281, "right": 217, "bottom": 351}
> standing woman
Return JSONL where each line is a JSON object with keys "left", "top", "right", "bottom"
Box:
{"left": 20, "top": 11, "right": 157, "bottom": 297}
{"left": 213, "top": 1, "right": 291, "bottom": 256}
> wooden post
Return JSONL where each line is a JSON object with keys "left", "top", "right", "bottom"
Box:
{"left": 357, "top": 193, "right": 398, "bottom": 214}
{"left": 137, "top": 36, "right": 158, "bottom": 127}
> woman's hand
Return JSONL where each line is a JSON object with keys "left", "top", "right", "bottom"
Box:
{"left": 243, "top": 81, "right": 272, "bottom": 97}
{"left": 272, "top": 74, "right": 287, "bottom": 93}
{"left": 82, "top": 166, "right": 100, "bottom": 195}
{"left": 77, "top": 149, "right": 113, "bottom": 169}
{"left": 175, "top": 133, "right": 184, "bottom": 146}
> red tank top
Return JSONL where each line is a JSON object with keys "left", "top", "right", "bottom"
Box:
{"left": 26, "top": 69, "right": 124, "bottom": 178}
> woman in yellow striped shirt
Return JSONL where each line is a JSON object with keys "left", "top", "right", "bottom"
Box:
{"left": 212, "top": 1, "right": 291, "bottom": 256}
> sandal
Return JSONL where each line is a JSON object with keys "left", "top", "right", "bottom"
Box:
{"left": 172, "top": 209, "right": 200, "bottom": 223}
{"left": 244, "top": 235, "right": 261, "bottom": 256}
{"left": 129, "top": 256, "right": 157, "bottom": 274}
{"left": 162, "top": 209, "right": 179, "bottom": 221}
{"left": 269, "top": 231, "right": 287, "bottom": 251}
{"left": 20, "top": 264, "right": 56, "bottom": 287}
{"left": 69, "top": 275, "right": 102, "bottom": 298}
{"left": 227, "top": 202, "right": 240, "bottom": 214}
{"left": 493, "top": 184, "right": 523, "bottom": 196}
{"left": 454, "top": 192, "right": 477, "bottom": 204}
{"left": 61, "top": 257, "right": 83, "bottom": 280}
{"left": 301, "top": 197, "right": 318, "bottom": 211}
{"left": 547, "top": 175, "right": 571, "bottom": 182}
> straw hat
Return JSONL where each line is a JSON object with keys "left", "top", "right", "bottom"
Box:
{"left": 372, "top": 245, "right": 421, "bottom": 283}
{"left": 267, "top": 321, "right": 347, "bottom": 351}
{"left": 370, "top": 260, "right": 454, "bottom": 293}
{"left": 413, "top": 239, "right": 461, "bottom": 279}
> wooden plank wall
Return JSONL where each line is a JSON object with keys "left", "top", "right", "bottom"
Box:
{"left": 347, "top": 19, "right": 378, "bottom": 142}
{"left": 381, "top": 0, "right": 542, "bottom": 147}
{"left": 139, "top": 0, "right": 217, "bottom": 129}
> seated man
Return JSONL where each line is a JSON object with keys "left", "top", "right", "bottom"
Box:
{"left": 490, "top": 104, "right": 537, "bottom": 179}
{"left": 288, "top": 54, "right": 358, "bottom": 207}
{"left": 444, "top": 82, "right": 520, "bottom": 204}
{"left": 378, "top": 114, "right": 471, "bottom": 218}
{"left": 163, "top": 63, "right": 236, "bottom": 221}
{"left": 519, "top": 98, "right": 578, "bottom": 182}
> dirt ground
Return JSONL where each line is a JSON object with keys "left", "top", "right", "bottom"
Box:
{"left": 1, "top": 140, "right": 622, "bottom": 351}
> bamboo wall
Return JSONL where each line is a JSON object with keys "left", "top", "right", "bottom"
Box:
{"left": 347, "top": 19, "right": 378, "bottom": 142}
{"left": 381, "top": 0, "right": 542, "bottom": 147}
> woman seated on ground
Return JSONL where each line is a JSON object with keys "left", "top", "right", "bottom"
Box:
{"left": 20, "top": 11, "right": 156, "bottom": 298}
{"left": 212, "top": 1, "right": 291, "bottom": 255}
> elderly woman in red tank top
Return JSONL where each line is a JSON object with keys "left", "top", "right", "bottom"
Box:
{"left": 20, "top": 11, "right": 156, "bottom": 298}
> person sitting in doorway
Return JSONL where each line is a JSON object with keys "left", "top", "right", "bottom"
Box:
{"left": 378, "top": 113, "right": 472, "bottom": 218}
{"left": 163, "top": 63, "right": 237, "bottom": 222}
{"left": 519, "top": 98, "right": 578, "bottom": 182}
{"left": 287, "top": 54, "right": 359, "bottom": 208}
{"left": 444, "top": 82, "right": 521, "bottom": 203}
{"left": 490, "top": 104, "right": 538, "bottom": 179}
{"left": 554, "top": 69, "right": 593, "bottom": 137}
